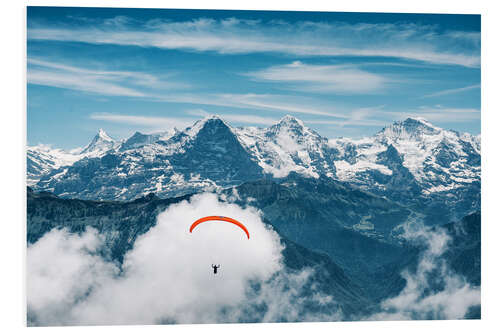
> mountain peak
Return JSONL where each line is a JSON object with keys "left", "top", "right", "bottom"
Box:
{"left": 271, "top": 115, "right": 308, "bottom": 135}
{"left": 400, "top": 117, "right": 441, "bottom": 133}
{"left": 120, "top": 131, "right": 161, "bottom": 151}
{"left": 96, "top": 128, "right": 113, "bottom": 142}
{"left": 186, "top": 114, "right": 231, "bottom": 138}
{"left": 130, "top": 131, "right": 145, "bottom": 138}
{"left": 81, "top": 129, "right": 116, "bottom": 154}
{"left": 201, "top": 114, "right": 230, "bottom": 128}
{"left": 278, "top": 114, "right": 304, "bottom": 127}
{"left": 202, "top": 114, "right": 223, "bottom": 122}
{"left": 377, "top": 117, "right": 441, "bottom": 141}
{"left": 401, "top": 117, "right": 436, "bottom": 128}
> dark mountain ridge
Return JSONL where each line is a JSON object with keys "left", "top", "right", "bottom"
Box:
{"left": 27, "top": 186, "right": 373, "bottom": 317}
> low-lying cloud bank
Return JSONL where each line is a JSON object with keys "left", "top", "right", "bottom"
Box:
{"left": 27, "top": 193, "right": 339, "bottom": 326}
{"left": 365, "top": 221, "right": 481, "bottom": 320}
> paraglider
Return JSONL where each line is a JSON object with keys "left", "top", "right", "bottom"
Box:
{"left": 189, "top": 216, "right": 250, "bottom": 239}
{"left": 189, "top": 216, "right": 250, "bottom": 275}
{"left": 211, "top": 264, "right": 220, "bottom": 274}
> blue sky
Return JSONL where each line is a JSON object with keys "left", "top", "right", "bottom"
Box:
{"left": 27, "top": 7, "right": 481, "bottom": 149}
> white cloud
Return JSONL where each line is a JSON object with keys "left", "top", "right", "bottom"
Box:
{"left": 422, "top": 84, "right": 480, "bottom": 98}
{"left": 26, "top": 228, "right": 119, "bottom": 326}
{"left": 27, "top": 57, "right": 351, "bottom": 120}
{"left": 157, "top": 93, "right": 348, "bottom": 118}
{"left": 28, "top": 68, "right": 146, "bottom": 97}
{"left": 187, "top": 109, "right": 279, "bottom": 125}
{"left": 27, "top": 58, "right": 350, "bottom": 120}
{"left": 27, "top": 193, "right": 338, "bottom": 326}
{"left": 366, "top": 221, "right": 480, "bottom": 320}
{"left": 28, "top": 18, "right": 480, "bottom": 67}
{"left": 89, "top": 113, "right": 194, "bottom": 131}
{"left": 307, "top": 119, "right": 388, "bottom": 127}
{"left": 391, "top": 106, "right": 481, "bottom": 123}
{"left": 246, "top": 61, "right": 388, "bottom": 94}
{"left": 309, "top": 106, "right": 390, "bottom": 127}
{"left": 90, "top": 111, "right": 278, "bottom": 133}
{"left": 27, "top": 58, "right": 188, "bottom": 97}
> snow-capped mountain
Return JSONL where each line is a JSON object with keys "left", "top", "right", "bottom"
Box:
{"left": 328, "top": 117, "right": 480, "bottom": 222}
{"left": 79, "top": 128, "right": 121, "bottom": 157}
{"left": 27, "top": 115, "right": 480, "bottom": 220}
{"left": 32, "top": 116, "right": 263, "bottom": 200}
{"left": 234, "top": 115, "right": 337, "bottom": 178}
{"left": 329, "top": 117, "right": 480, "bottom": 194}
{"left": 27, "top": 129, "right": 121, "bottom": 185}
{"left": 27, "top": 145, "right": 81, "bottom": 186}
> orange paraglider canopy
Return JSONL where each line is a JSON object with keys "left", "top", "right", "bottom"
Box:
{"left": 189, "top": 216, "right": 250, "bottom": 239}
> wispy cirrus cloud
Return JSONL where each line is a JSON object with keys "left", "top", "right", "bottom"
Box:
{"left": 422, "top": 84, "right": 480, "bottom": 98}
{"left": 89, "top": 113, "right": 194, "bottom": 132}
{"left": 91, "top": 110, "right": 278, "bottom": 130}
{"left": 28, "top": 60, "right": 145, "bottom": 97}
{"left": 398, "top": 105, "right": 480, "bottom": 123}
{"left": 27, "top": 58, "right": 349, "bottom": 120}
{"left": 339, "top": 104, "right": 481, "bottom": 127}
{"left": 155, "top": 92, "right": 349, "bottom": 119}
{"left": 186, "top": 109, "right": 279, "bottom": 126}
{"left": 27, "top": 58, "right": 189, "bottom": 97}
{"left": 308, "top": 105, "right": 480, "bottom": 131}
{"left": 28, "top": 17, "right": 480, "bottom": 67}
{"left": 245, "top": 61, "right": 389, "bottom": 94}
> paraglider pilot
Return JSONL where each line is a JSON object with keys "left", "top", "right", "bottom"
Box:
{"left": 211, "top": 264, "right": 220, "bottom": 274}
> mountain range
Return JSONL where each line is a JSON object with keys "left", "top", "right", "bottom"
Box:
{"left": 27, "top": 115, "right": 480, "bottom": 223}
{"left": 26, "top": 115, "right": 481, "bottom": 321}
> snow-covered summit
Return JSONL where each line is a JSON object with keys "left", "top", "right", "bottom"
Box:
{"left": 80, "top": 128, "right": 118, "bottom": 156}
{"left": 97, "top": 128, "right": 113, "bottom": 141}
{"left": 377, "top": 117, "right": 441, "bottom": 143}
{"left": 277, "top": 114, "right": 305, "bottom": 127}
{"left": 235, "top": 114, "right": 333, "bottom": 178}
{"left": 184, "top": 114, "right": 231, "bottom": 138}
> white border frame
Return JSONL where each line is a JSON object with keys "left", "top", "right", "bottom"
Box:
{"left": 2, "top": 1, "right": 498, "bottom": 332}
